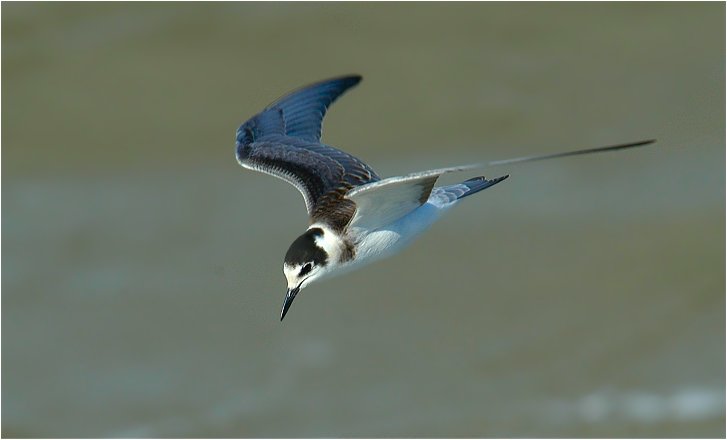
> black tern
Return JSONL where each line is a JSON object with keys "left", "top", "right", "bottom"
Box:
{"left": 235, "top": 75, "right": 653, "bottom": 320}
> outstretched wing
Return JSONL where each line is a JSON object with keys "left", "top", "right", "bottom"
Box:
{"left": 235, "top": 76, "right": 380, "bottom": 221}
{"left": 345, "top": 165, "right": 480, "bottom": 232}
{"left": 487, "top": 139, "right": 655, "bottom": 166}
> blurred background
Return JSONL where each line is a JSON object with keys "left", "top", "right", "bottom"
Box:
{"left": 3, "top": 2, "right": 724, "bottom": 437}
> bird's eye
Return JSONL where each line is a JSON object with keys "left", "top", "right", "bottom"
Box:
{"left": 299, "top": 263, "right": 313, "bottom": 276}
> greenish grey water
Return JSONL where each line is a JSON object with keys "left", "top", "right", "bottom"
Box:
{"left": 3, "top": 3, "right": 724, "bottom": 438}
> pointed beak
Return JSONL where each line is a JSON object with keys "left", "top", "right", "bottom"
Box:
{"left": 280, "top": 286, "right": 300, "bottom": 321}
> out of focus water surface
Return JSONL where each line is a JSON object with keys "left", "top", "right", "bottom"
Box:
{"left": 3, "top": 3, "right": 725, "bottom": 437}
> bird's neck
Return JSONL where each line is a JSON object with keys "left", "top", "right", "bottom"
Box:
{"left": 308, "top": 223, "right": 355, "bottom": 264}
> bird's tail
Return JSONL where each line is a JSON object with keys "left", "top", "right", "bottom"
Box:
{"left": 456, "top": 175, "right": 509, "bottom": 200}
{"left": 429, "top": 174, "right": 509, "bottom": 206}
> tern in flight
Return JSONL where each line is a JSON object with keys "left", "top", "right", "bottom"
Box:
{"left": 235, "top": 75, "right": 653, "bottom": 320}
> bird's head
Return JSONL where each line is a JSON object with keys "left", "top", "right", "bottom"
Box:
{"left": 281, "top": 226, "right": 344, "bottom": 320}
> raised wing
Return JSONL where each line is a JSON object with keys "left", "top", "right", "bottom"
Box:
{"left": 345, "top": 165, "right": 480, "bottom": 232}
{"left": 235, "top": 76, "right": 380, "bottom": 222}
{"left": 236, "top": 75, "right": 362, "bottom": 144}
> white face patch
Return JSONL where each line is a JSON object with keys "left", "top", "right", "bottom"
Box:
{"left": 283, "top": 261, "right": 318, "bottom": 290}
{"left": 283, "top": 263, "right": 304, "bottom": 289}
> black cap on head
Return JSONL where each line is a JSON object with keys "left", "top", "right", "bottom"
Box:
{"left": 284, "top": 228, "right": 328, "bottom": 266}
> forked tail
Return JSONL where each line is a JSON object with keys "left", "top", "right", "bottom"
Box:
{"left": 457, "top": 175, "right": 509, "bottom": 199}
{"left": 430, "top": 175, "right": 509, "bottom": 205}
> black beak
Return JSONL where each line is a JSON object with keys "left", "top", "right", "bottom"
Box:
{"left": 280, "top": 286, "right": 300, "bottom": 321}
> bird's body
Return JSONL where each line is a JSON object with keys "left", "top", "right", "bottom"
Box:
{"left": 308, "top": 190, "right": 454, "bottom": 281}
{"left": 340, "top": 177, "right": 507, "bottom": 271}
{"left": 235, "top": 74, "right": 653, "bottom": 320}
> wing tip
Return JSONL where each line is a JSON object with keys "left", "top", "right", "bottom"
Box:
{"left": 488, "top": 138, "right": 656, "bottom": 166}
{"left": 313, "top": 73, "right": 363, "bottom": 89}
{"left": 338, "top": 73, "right": 363, "bottom": 84}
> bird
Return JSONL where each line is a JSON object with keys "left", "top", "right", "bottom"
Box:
{"left": 235, "top": 74, "right": 654, "bottom": 321}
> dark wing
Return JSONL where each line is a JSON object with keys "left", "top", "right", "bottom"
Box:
{"left": 236, "top": 75, "right": 363, "bottom": 144}
{"left": 235, "top": 76, "right": 380, "bottom": 228}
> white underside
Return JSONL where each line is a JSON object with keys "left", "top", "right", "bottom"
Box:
{"left": 338, "top": 196, "right": 457, "bottom": 276}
